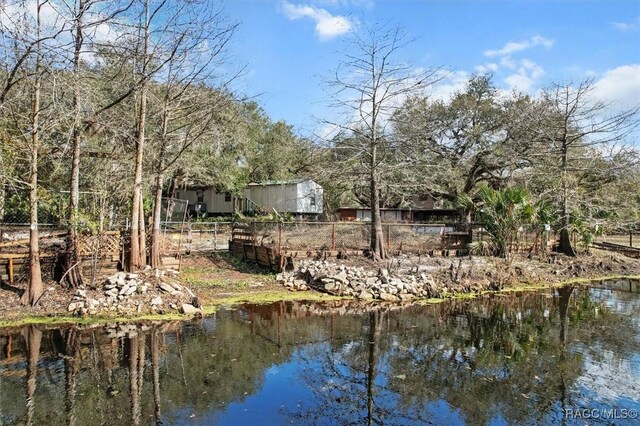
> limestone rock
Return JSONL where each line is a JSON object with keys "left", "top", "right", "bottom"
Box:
{"left": 158, "top": 282, "right": 178, "bottom": 295}
{"left": 180, "top": 303, "right": 201, "bottom": 315}
{"left": 358, "top": 291, "right": 375, "bottom": 300}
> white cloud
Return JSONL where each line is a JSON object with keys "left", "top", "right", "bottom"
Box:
{"left": 281, "top": 2, "right": 352, "bottom": 40}
{"left": 484, "top": 35, "right": 554, "bottom": 57}
{"left": 504, "top": 58, "right": 545, "bottom": 92}
{"left": 499, "top": 56, "right": 517, "bottom": 70}
{"left": 313, "top": 0, "right": 374, "bottom": 8}
{"left": 611, "top": 17, "right": 640, "bottom": 31}
{"left": 0, "top": 1, "right": 121, "bottom": 65}
{"left": 429, "top": 71, "right": 469, "bottom": 101}
{"left": 474, "top": 63, "right": 498, "bottom": 74}
{"left": 592, "top": 64, "right": 640, "bottom": 107}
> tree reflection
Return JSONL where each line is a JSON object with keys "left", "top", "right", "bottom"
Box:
{"left": 63, "top": 327, "right": 79, "bottom": 426}
{"left": 151, "top": 328, "right": 162, "bottom": 425}
{"left": 23, "top": 324, "right": 42, "bottom": 426}
{"left": 0, "top": 281, "right": 638, "bottom": 425}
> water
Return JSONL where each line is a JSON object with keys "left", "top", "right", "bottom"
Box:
{"left": 1, "top": 280, "right": 639, "bottom": 425}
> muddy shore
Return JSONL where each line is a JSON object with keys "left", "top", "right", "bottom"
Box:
{"left": 1, "top": 248, "right": 639, "bottom": 327}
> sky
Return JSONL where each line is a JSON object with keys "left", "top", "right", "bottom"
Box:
{"left": 223, "top": 0, "right": 640, "bottom": 138}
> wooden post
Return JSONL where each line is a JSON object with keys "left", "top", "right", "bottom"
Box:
{"left": 331, "top": 223, "right": 336, "bottom": 250}
{"left": 8, "top": 257, "right": 14, "bottom": 284}
{"left": 252, "top": 222, "right": 257, "bottom": 245}
{"left": 278, "top": 222, "right": 282, "bottom": 256}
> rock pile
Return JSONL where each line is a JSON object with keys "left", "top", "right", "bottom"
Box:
{"left": 67, "top": 288, "right": 102, "bottom": 316}
{"left": 277, "top": 260, "right": 443, "bottom": 301}
{"left": 67, "top": 270, "right": 201, "bottom": 316}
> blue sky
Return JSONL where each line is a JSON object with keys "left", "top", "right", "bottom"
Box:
{"left": 224, "top": 0, "right": 640, "bottom": 136}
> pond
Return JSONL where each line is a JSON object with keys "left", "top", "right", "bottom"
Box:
{"left": 1, "top": 280, "right": 639, "bottom": 425}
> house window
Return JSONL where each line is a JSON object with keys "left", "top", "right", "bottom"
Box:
{"left": 225, "top": 192, "right": 232, "bottom": 202}
{"left": 196, "top": 189, "right": 204, "bottom": 203}
{"left": 310, "top": 195, "right": 316, "bottom": 207}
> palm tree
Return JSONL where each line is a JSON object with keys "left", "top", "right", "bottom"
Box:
{"left": 471, "top": 185, "right": 538, "bottom": 259}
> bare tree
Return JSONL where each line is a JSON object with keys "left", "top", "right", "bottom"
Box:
{"left": 537, "top": 79, "right": 639, "bottom": 255}
{"left": 20, "top": 0, "right": 53, "bottom": 305}
{"left": 24, "top": 6, "right": 44, "bottom": 305}
{"left": 147, "top": 1, "right": 240, "bottom": 268}
{"left": 62, "top": 0, "right": 133, "bottom": 288}
{"left": 128, "top": 0, "right": 151, "bottom": 270}
{"left": 324, "top": 22, "right": 441, "bottom": 260}
{"left": 1, "top": 1, "right": 72, "bottom": 304}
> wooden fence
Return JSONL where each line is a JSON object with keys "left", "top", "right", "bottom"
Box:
{"left": 229, "top": 223, "right": 280, "bottom": 270}
{"left": 0, "top": 231, "right": 121, "bottom": 285}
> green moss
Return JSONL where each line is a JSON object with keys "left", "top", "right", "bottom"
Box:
{"left": 185, "top": 277, "right": 254, "bottom": 290}
{"left": 501, "top": 274, "right": 640, "bottom": 293}
{"left": 0, "top": 311, "right": 190, "bottom": 329}
{"left": 416, "top": 298, "right": 447, "bottom": 304}
{"left": 207, "top": 290, "right": 345, "bottom": 307}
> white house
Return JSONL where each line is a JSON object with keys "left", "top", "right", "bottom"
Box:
{"left": 177, "top": 179, "right": 323, "bottom": 218}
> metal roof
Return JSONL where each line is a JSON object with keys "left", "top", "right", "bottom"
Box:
{"left": 246, "top": 179, "right": 314, "bottom": 186}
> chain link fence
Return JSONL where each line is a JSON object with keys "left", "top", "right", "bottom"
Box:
{"left": 1, "top": 187, "right": 128, "bottom": 230}
{"left": 160, "top": 221, "right": 233, "bottom": 254}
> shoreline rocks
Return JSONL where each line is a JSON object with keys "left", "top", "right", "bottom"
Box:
{"left": 276, "top": 259, "right": 502, "bottom": 301}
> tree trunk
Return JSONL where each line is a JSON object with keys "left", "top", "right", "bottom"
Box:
{"left": 138, "top": 198, "right": 146, "bottom": 265}
{"left": 558, "top": 143, "right": 576, "bottom": 256}
{"left": 129, "top": 0, "right": 150, "bottom": 271}
{"left": 22, "top": 11, "right": 43, "bottom": 305}
{"left": 150, "top": 104, "right": 169, "bottom": 268}
{"left": 64, "top": 0, "right": 86, "bottom": 288}
{"left": 150, "top": 170, "right": 164, "bottom": 268}
{"left": 129, "top": 92, "right": 146, "bottom": 270}
{"left": 369, "top": 145, "right": 386, "bottom": 261}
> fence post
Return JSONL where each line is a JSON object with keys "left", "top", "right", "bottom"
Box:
{"left": 278, "top": 222, "right": 282, "bottom": 256}
{"left": 214, "top": 222, "right": 218, "bottom": 250}
{"left": 331, "top": 223, "right": 336, "bottom": 251}
{"left": 8, "top": 257, "right": 14, "bottom": 285}
{"left": 386, "top": 224, "right": 391, "bottom": 252}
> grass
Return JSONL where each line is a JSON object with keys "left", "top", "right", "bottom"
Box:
{"left": 180, "top": 252, "right": 276, "bottom": 290}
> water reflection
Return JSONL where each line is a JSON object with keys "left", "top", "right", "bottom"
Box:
{"left": 1, "top": 280, "right": 639, "bottom": 425}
